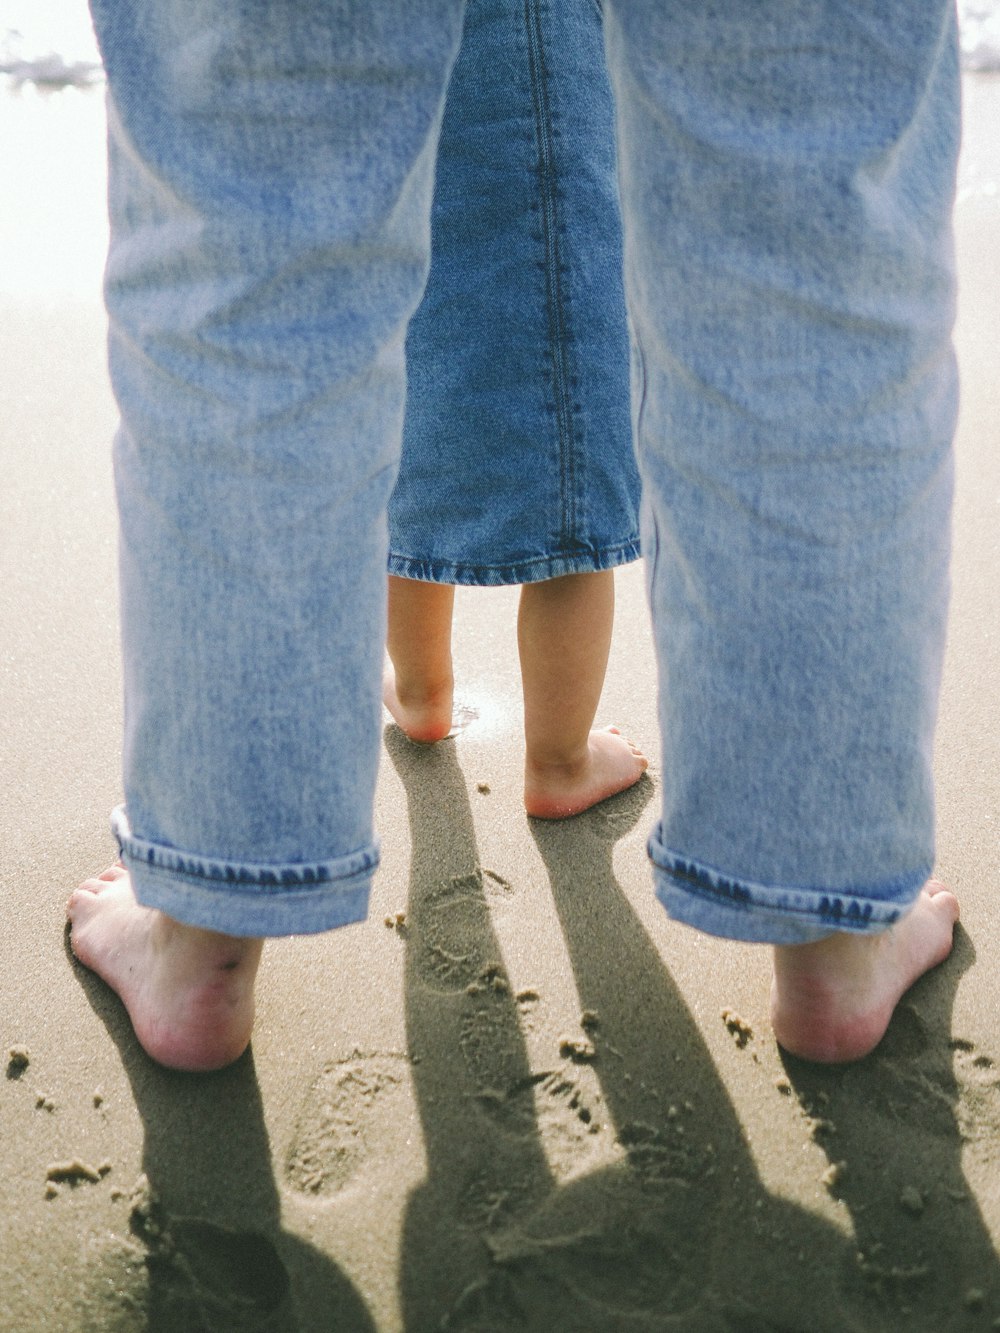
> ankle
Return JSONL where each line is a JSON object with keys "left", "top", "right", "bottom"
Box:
{"left": 525, "top": 741, "right": 591, "bottom": 782}
{"left": 774, "top": 931, "right": 879, "bottom": 991}
{"left": 391, "top": 670, "right": 454, "bottom": 711}
{"left": 147, "top": 915, "right": 263, "bottom": 998}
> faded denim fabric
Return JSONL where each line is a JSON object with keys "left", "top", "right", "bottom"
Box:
{"left": 388, "top": 0, "right": 640, "bottom": 586}
{"left": 604, "top": 0, "right": 959, "bottom": 941}
{"left": 90, "top": 0, "right": 959, "bottom": 945}
{"left": 90, "top": 0, "right": 467, "bottom": 933}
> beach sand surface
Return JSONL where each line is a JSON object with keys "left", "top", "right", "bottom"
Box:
{"left": 2, "top": 72, "right": 999, "bottom": 1333}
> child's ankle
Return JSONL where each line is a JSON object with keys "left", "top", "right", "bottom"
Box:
{"left": 392, "top": 670, "right": 454, "bottom": 710}
{"left": 524, "top": 745, "right": 591, "bottom": 789}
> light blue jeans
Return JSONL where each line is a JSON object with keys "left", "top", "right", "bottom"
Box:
{"left": 89, "top": 0, "right": 959, "bottom": 944}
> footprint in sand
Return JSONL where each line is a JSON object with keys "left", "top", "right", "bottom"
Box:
{"left": 790, "top": 1007, "right": 1000, "bottom": 1148}
{"left": 458, "top": 979, "right": 618, "bottom": 1180}
{"left": 446, "top": 1162, "right": 713, "bottom": 1331}
{"left": 284, "top": 1053, "right": 413, "bottom": 1199}
{"left": 459, "top": 993, "right": 533, "bottom": 1134}
{"left": 407, "top": 871, "right": 511, "bottom": 994}
{"left": 438, "top": 995, "right": 721, "bottom": 1328}
{"left": 79, "top": 1196, "right": 291, "bottom": 1332}
{"left": 531, "top": 1068, "right": 619, "bottom": 1183}
{"left": 458, "top": 1159, "right": 547, "bottom": 1234}
{"left": 872, "top": 1016, "right": 1000, "bottom": 1145}
{"left": 949, "top": 1038, "right": 1000, "bottom": 1149}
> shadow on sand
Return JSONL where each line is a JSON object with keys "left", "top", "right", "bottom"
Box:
{"left": 65, "top": 730, "right": 999, "bottom": 1330}
{"left": 389, "top": 730, "right": 1000, "bottom": 1331}
{"left": 66, "top": 934, "right": 375, "bottom": 1332}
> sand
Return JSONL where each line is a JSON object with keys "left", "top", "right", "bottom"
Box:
{"left": 2, "top": 72, "right": 999, "bottom": 1333}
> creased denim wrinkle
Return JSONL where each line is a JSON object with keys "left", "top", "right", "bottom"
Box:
{"left": 88, "top": 0, "right": 959, "bottom": 944}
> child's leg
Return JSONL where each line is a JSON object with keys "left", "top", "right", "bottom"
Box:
{"left": 383, "top": 575, "right": 456, "bottom": 742}
{"left": 519, "top": 570, "right": 647, "bottom": 818}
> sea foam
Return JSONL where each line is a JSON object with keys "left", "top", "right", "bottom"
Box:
{"left": 3, "top": 2, "right": 1000, "bottom": 93}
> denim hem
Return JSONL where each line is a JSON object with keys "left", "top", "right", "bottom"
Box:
{"left": 387, "top": 538, "right": 640, "bottom": 587}
{"left": 648, "top": 827, "right": 929, "bottom": 946}
{"left": 112, "top": 806, "right": 377, "bottom": 937}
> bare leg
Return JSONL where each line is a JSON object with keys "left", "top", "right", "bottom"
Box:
{"left": 770, "top": 879, "right": 960, "bottom": 1064}
{"left": 383, "top": 575, "right": 457, "bottom": 742}
{"left": 519, "top": 570, "right": 647, "bottom": 818}
{"left": 67, "top": 865, "right": 263, "bottom": 1072}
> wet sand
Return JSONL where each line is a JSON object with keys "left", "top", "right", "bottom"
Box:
{"left": 2, "top": 73, "right": 999, "bottom": 1333}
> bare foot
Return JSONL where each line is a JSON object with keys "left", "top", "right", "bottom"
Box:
{"left": 67, "top": 865, "right": 263, "bottom": 1072}
{"left": 382, "top": 663, "right": 455, "bottom": 743}
{"left": 770, "top": 879, "right": 959, "bottom": 1064}
{"left": 524, "top": 725, "right": 648, "bottom": 819}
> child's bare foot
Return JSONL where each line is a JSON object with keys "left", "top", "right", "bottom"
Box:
{"left": 67, "top": 864, "right": 263, "bottom": 1072}
{"left": 524, "top": 725, "right": 648, "bottom": 819}
{"left": 382, "top": 663, "right": 455, "bottom": 743}
{"left": 770, "top": 879, "right": 959, "bottom": 1064}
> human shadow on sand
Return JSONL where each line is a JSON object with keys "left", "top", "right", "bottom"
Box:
{"left": 65, "top": 934, "right": 375, "bottom": 1331}
{"left": 389, "top": 726, "right": 1000, "bottom": 1331}
{"left": 779, "top": 923, "right": 1000, "bottom": 1328}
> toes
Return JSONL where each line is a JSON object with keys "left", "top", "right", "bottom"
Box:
{"left": 621, "top": 735, "right": 648, "bottom": 767}
{"left": 72, "top": 878, "right": 104, "bottom": 900}
{"left": 595, "top": 727, "right": 649, "bottom": 773}
{"left": 925, "top": 877, "right": 954, "bottom": 899}
{"left": 923, "top": 878, "right": 959, "bottom": 920}
{"left": 78, "top": 865, "right": 126, "bottom": 894}
{"left": 68, "top": 865, "right": 129, "bottom": 918}
{"left": 66, "top": 885, "right": 98, "bottom": 921}
{"left": 929, "top": 886, "right": 960, "bottom": 923}
{"left": 597, "top": 725, "right": 644, "bottom": 752}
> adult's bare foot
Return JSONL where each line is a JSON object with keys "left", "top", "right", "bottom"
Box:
{"left": 67, "top": 865, "right": 263, "bottom": 1073}
{"left": 770, "top": 879, "right": 959, "bottom": 1064}
{"left": 382, "top": 663, "right": 455, "bottom": 743}
{"left": 524, "top": 725, "right": 648, "bottom": 819}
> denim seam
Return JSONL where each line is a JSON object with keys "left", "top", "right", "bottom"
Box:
{"left": 113, "top": 808, "right": 379, "bottom": 893}
{"left": 387, "top": 537, "right": 640, "bottom": 587}
{"left": 650, "top": 840, "right": 929, "bottom": 931}
{"left": 631, "top": 328, "right": 648, "bottom": 467}
{"left": 123, "top": 857, "right": 376, "bottom": 899}
{"left": 525, "top": 0, "right": 578, "bottom": 550}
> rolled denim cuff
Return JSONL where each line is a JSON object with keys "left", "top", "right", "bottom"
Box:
{"left": 112, "top": 806, "right": 376, "bottom": 937}
{"left": 387, "top": 538, "right": 640, "bottom": 588}
{"left": 648, "top": 823, "right": 928, "bottom": 946}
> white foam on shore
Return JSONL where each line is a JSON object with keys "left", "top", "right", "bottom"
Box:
{"left": 3, "top": 0, "right": 1000, "bottom": 93}
{"left": 2, "top": 0, "right": 102, "bottom": 90}
{"left": 0, "top": 51, "right": 102, "bottom": 91}
{"left": 2, "top": 1, "right": 99, "bottom": 63}
{"left": 961, "top": 0, "right": 1000, "bottom": 70}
